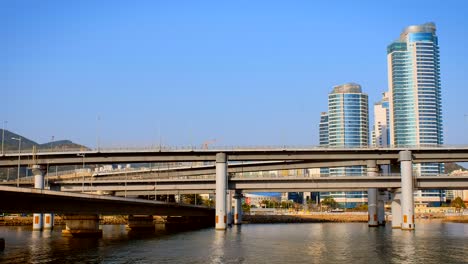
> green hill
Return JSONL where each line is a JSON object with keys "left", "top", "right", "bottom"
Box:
{"left": 1, "top": 129, "right": 88, "bottom": 152}
{"left": 0, "top": 130, "right": 89, "bottom": 180}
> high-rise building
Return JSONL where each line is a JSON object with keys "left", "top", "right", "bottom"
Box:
{"left": 373, "top": 92, "right": 390, "bottom": 147}
{"left": 319, "top": 112, "right": 329, "bottom": 146}
{"left": 373, "top": 92, "right": 391, "bottom": 174}
{"left": 328, "top": 83, "right": 369, "bottom": 176}
{"left": 319, "top": 112, "right": 329, "bottom": 176}
{"left": 387, "top": 22, "right": 444, "bottom": 204}
{"left": 321, "top": 83, "right": 369, "bottom": 208}
{"left": 387, "top": 22, "right": 443, "bottom": 175}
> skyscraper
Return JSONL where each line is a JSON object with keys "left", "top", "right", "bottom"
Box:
{"left": 373, "top": 92, "right": 391, "bottom": 174}
{"left": 328, "top": 83, "right": 369, "bottom": 176}
{"left": 387, "top": 22, "right": 443, "bottom": 176}
{"left": 322, "top": 83, "right": 369, "bottom": 208}
{"left": 373, "top": 92, "right": 390, "bottom": 148}
{"left": 387, "top": 22, "right": 444, "bottom": 204}
{"left": 319, "top": 112, "right": 329, "bottom": 146}
{"left": 319, "top": 112, "right": 329, "bottom": 176}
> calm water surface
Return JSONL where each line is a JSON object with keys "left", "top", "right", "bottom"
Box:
{"left": 1, "top": 221, "right": 467, "bottom": 263}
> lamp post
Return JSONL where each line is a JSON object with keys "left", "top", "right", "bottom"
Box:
{"left": 1, "top": 121, "right": 7, "bottom": 155}
{"left": 77, "top": 153, "right": 85, "bottom": 192}
{"left": 11, "top": 137, "right": 21, "bottom": 187}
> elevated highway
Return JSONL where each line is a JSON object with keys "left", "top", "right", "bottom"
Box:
{"left": 0, "top": 186, "right": 213, "bottom": 216}
{"left": 1, "top": 146, "right": 468, "bottom": 167}
{"left": 51, "top": 175, "right": 468, "bottom": 195}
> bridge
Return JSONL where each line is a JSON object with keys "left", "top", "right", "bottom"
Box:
{"left": 0, "top": 186, "right": 213, "bottom": 216}
{"left": 1, "top": 146, "right": 468, "bottom": 167}
{"left": 1, "top": 146, "right": 468, "bottom": 232}
{"left": 39, "top": 175, "right": 468, "bottom": 195}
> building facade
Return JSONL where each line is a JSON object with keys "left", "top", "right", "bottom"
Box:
{"left": 372, "top": 92, "right": 391, "bottom": 174}
{"left": 328, "top": 83, "right": 369, "bottom": 176}
{"left": 321, "top": 83, "right": 369, "bottom": 208}
{"left": 387, "top": 22, "right": 444, "bottom": 204}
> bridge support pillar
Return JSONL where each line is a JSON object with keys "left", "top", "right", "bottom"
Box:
{"left": 127, "top": 215, "right": 154, "bottom": 231}
{"left": 62, "top": 214, "right": 102, "bottom": 237}
{"left": 367, "top": 160, "right": 378, "bottom": 227}
{"left": 391, "top": 189, "right": 402, "bottom": 229}
{"left": 43, "top": 214, "right": 54, "bottom": 230}
{"left": 215, "top": 153, "right": 227, "bottom": 230}
{"left": 377, "top": 190, "right": 386, "bottom": 226}
{"left": 227, "top": 190, "right": 233, "bottom": 226}
{"left": 32, "top": 165, "right": 46, "bottom": 231}
{"left": 234, "top": 191, "right": 243, "bottom": 225}
{"left": 400, "top": 150, "right": 415, "bottom": 230}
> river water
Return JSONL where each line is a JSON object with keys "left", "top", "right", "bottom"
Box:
{"left": 1, "top": 220, "right": 467, "bottom": 263}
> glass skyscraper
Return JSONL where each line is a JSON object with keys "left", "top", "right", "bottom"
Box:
{"left": 319, "top": 112, "right": 329, "bottom": 176}
{"left": 321, "top": 83, "right": 369, "bottom": 208}
{"left": 328, "top": 83, "right": 369, "bottom": 176}
{"left": 387, "top": 22, "right": 444, "bottom": 204}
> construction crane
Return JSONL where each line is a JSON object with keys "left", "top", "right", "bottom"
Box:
{"left": 202, "top": 139, "right": 217, "bottom": 149}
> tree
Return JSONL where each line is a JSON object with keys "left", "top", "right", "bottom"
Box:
{"left": 321, "top": 197, "right": 338, "bottom": 209}
{"left": 203, "top": 198, "right": 215, "bottom": 208}
{"left": 450, "top": 197, "right": 466, "bottom": 209}
{"left": 182, "top": 194, "right": 204, "bottom": 205}
{"left": 242, "top": 202, "right": 251, "bottom": 212}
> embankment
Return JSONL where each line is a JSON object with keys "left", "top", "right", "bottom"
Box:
{"left": 444, "top": 215, "right": 468, "bottom": 223}
{"left": 243, "top": 214, "right": 367, "bottom": 223}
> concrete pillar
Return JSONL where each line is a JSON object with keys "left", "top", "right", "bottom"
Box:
{"left": 400, "top": 150, "right": 415, "bottom": 230}
{"left": 227, "top": 190, "right": 233, "bottom": 226}
{"left": 377, "top": 190, "right": 386, "bottom": 226}
{"left": 367, "top": 160, "right": 378, "bottom": 227}
{"left": 234, "top": 191, "right": 243, "bottom": 225}
{"left": 127, "top": 215, "right": 154, "bottom": 231}
{"left": 32, "top": 165, "right": 45, "bottom": 231}
{"left": 62, "top": 214, "right": 102, "bottom": 237}
{"left": 43, "top": 214, "right": 54, "bottom": 230}
{"left": 32, "top": 214, "right": 43, "bottom": 231}
{"left": 215, "top": 153, "right": 227, "bottom": 230}
{"left": 391, "top": 190, "right": 402, "bottom": 229}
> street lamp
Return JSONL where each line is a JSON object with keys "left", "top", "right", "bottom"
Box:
{"left": 11, "top": 137, "right": 21, "bottom": 187}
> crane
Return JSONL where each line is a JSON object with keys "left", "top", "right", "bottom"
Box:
{"left": 202, "top": 139, "right": 217, "bottom": 149}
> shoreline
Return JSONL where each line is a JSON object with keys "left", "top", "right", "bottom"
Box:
{"left": 242, "top": 214, "right": 367, "bottom": 224}
{"left": 2, "top": 214, "right": 467, "bottom": 226}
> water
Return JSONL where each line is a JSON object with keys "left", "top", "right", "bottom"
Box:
{"left": 1, "top": 221, "right": 467, "bottom": 263}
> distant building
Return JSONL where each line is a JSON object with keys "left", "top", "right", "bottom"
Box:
{"left": 319, "top": 112, "right": 330, "bottom": 176}
{"left": 373, "top": 92, "right": 391, "bottom": 174}
{"left": 245, "top": 193, "right": 280, "bottom": 207}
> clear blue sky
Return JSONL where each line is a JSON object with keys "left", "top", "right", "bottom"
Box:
{"left": 2, "top": 0, "right": 468, "bottom": 148}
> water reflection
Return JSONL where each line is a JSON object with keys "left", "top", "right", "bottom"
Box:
{"left": 0, "top": 221, "right": 467, "bottom": 263}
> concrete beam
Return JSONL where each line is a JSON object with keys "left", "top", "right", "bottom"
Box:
{"left": 0, "top": 186, "right": 214, "bottom": 216}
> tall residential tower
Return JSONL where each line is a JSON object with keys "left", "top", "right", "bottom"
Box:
{"left": 387, "top": 22, "right": 443, "bottom": 176}
{"left": 322, "top": 83, "right": 369, "bottom": 207}
{"left": 387, "top": 22, "right": 444, "bottom": 204}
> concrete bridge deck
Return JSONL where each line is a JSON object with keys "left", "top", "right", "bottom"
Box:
{"left": 0, "top": 186, "right": 213, "bottom": 216}
{"left": 36, "top": 175, "right": 468, "bottom": 195}
{"left": 2, "top": 147, "right": 468, "bottom": 167}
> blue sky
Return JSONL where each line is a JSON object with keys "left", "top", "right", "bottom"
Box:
{"left": 2, "top": 1, "right": 468, "bottom": 148}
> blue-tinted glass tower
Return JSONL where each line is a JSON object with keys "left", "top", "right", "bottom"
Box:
{"left": 387, "top": 22, "right": 444, "bottom": 204}
{"left": 321, "top": 83, "right": 369, "bottom": 208}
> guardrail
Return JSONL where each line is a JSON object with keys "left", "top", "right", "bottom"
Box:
{"left": 3, "top": 144, "right": 468, "bottom": 155}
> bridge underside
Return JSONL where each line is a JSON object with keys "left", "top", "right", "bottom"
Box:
{"left": 0, "top": 186, "right": 214, "bottom": 216}
{"left": 51, "top": 176, "right": 468, "bottom": 195}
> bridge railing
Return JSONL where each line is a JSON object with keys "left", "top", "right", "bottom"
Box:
{"left": 3, "top": 144, "right": 468, "bottom": 155}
